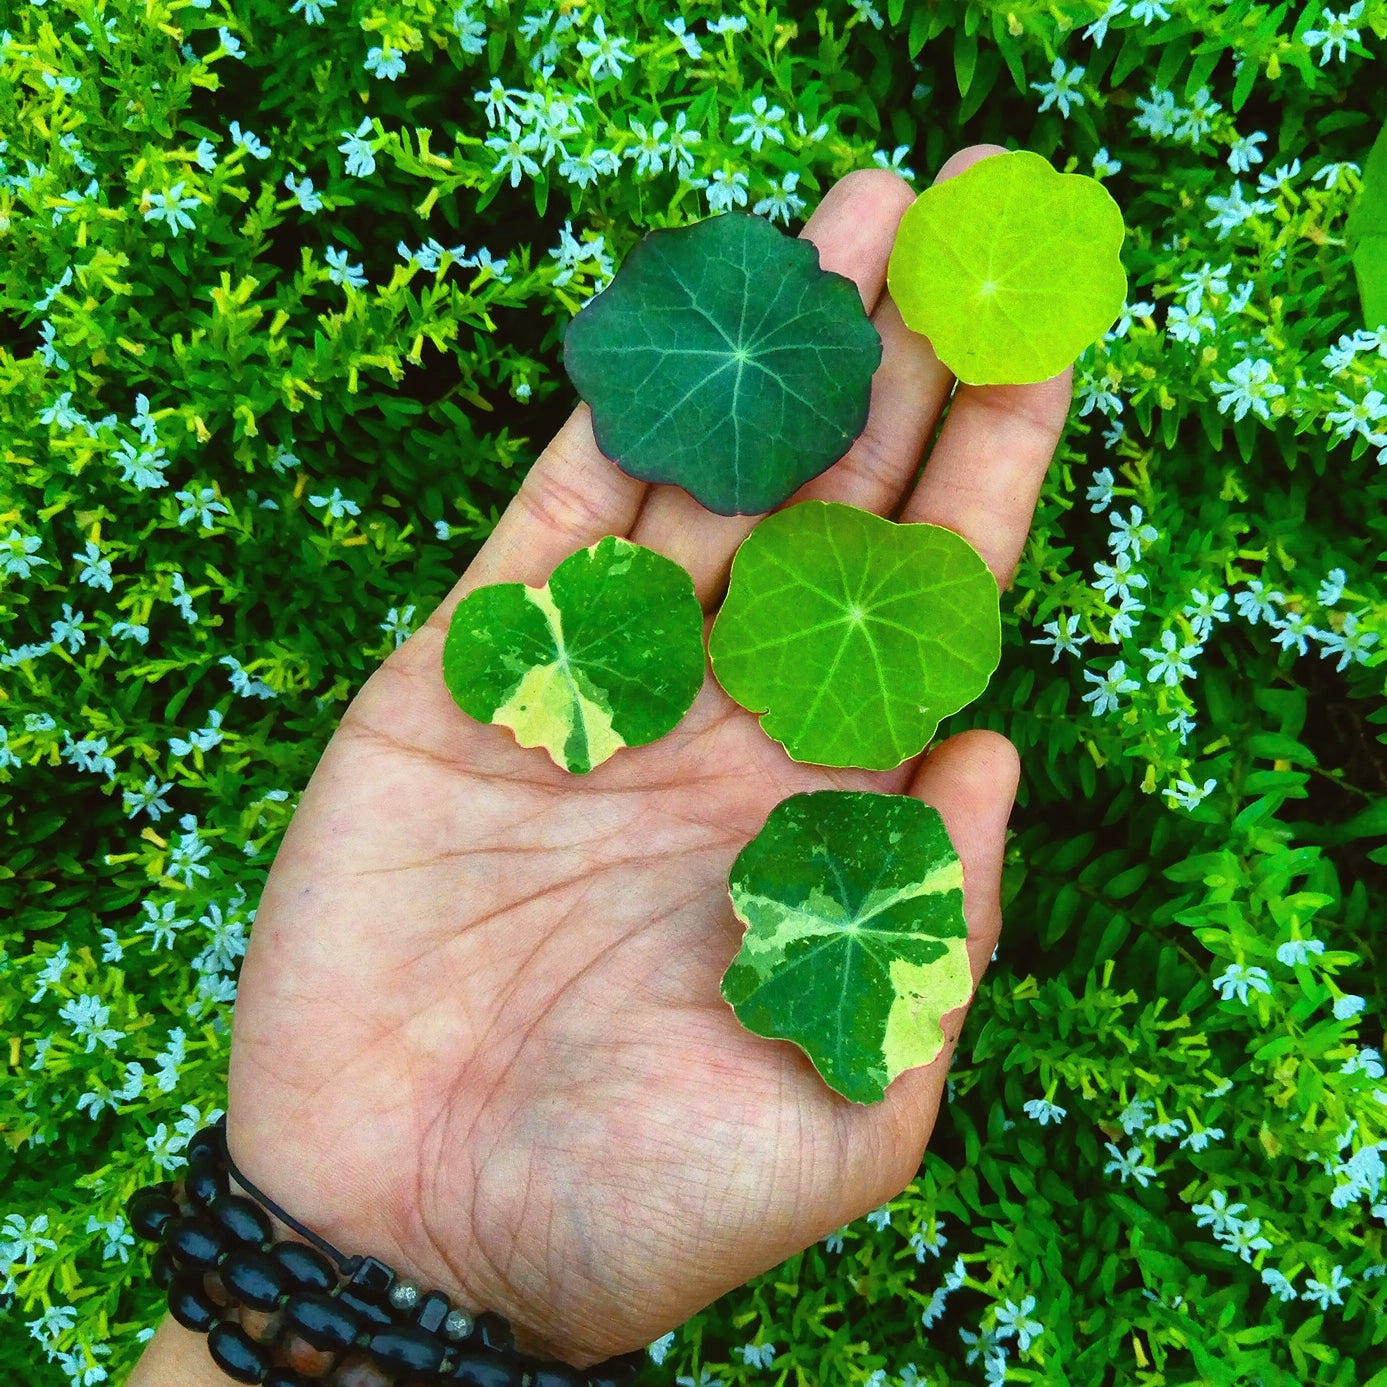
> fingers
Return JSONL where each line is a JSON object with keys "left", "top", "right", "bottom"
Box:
{"left": 627, "top": 168, "right": 929, "bottom": 609}
{"left": 420, "top": 404, "right": 648, "bottom": 636}
{"left": 832, "top": 729, "right": 1021, "bottom": 1199}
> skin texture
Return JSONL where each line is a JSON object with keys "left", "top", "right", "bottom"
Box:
{"left": 126, "top": 149, "right": 1075, "bottom": 1383}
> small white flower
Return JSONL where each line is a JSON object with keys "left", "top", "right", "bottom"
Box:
{"left": 284, "top": 173, "right": 323, "bottom": 214}
{"left": 1092, "top": 146, "right": 1122, "bottom": 177}
{"left": 1031, "top": 57, "right": 1086, "bottom": 119}
{"left": 217, "top": 26, "right": 244, "bottom": 58}
{"left": 290, "top": 0, "right": 337, "bottom": 20}
{"left": 577, "top": 15, "right": 631, "bottom": 82}
{"left": 752, "top": 171, "right": 805, "bottom": 226}
{"left": 1140, "top": 628, "right": 1203, "bottom": 686}
{"left": 324, "top": 246, "right": 368, "bottom": 289}
{"left": 728, "top": 94, "right": 786, "bottom": 153}
{"left": 1023, "top": 1097, "right": 1067, "bottom": 1125}
{"left": 1163, "top": 776, "right": 1217, "bottom": 810}
{"left": 338, "top": 118, "right": 376, "bottom": 177}
{"left": 1303, "top": 3, "right": 1365, "bottom": 65}
{"left": 364, "top": 46, "right": 407, "bottom": 81}
{"left": 1031, "top": 612, "right": 1090, "bottom": 663}
{"left": 1080, "top": 660, "right": 1141, "bottom": 717}
{"left": 1227, "top": 130, "right": 1267, "bottom": 174}
{"left": 1210, "top": 357, "right": 1284, "bottom": 422}
{"left": 309, "top": 486, "right": 362, "bottom": 519}
{"left": 1212, "top": 962, "right": 1272, "bottom": 1005}
{"left": 229, "top": 122, "right": 271, "bottom": 160}
{"left": 143, "top": 181, "right": 200, "bottom": 235}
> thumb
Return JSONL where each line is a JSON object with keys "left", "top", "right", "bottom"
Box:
{"left": 836, "top": 728, "right": 1021, "bottom": 1201}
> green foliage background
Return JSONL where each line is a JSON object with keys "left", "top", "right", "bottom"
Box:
{"left": 2, "top": 1, "right": 1385, "bottom": 1384}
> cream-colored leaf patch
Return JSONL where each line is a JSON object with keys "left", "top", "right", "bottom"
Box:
{"left": 491, "top": 659, "right": 624, "bottom": 774}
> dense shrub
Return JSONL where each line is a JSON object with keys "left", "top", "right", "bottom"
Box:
{"left": 2, "top": 1, "right": 1385, "bottom": 1383}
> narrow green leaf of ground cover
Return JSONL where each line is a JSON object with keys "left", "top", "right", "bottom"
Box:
{"left": 561, "top": 211, "right": 882, "bottom": 516}
{"left": 721, "top": 790, "right": 972, "bottom": 1105}
{"left": 442, "top": 537, "right": 705, "bottom": 773}
{"left": 887, "top": 148, "right": 1127, "bottom": 384}
{"left": 708, "top": 501, "right": 1001, "bottom": 769}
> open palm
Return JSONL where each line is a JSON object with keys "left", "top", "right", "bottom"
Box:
{"left": 222, "top": 155, "right": 1074, "bottom": 1371}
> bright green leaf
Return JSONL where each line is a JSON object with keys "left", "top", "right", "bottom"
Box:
{"left": 708, "top": 501, "right": 1001, "bottom": 769}
{"left": 721, "top": 789, "right": 973, "bottom": 1105}
{"left": 561, "top": 212, "right": 882, "bottom": 516}
{"left": 442, "top": 536, "right": 705, "bottom": 773}
{"left": 887, "top": 148, "right": 1128, "bottom": 384}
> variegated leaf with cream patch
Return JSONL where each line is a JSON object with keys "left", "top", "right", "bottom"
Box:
{"left": 442, "top": 536, "right": 706, "bottom": 773}
{"left": 721, "top": 790, "right": 973, "bottom": 1105}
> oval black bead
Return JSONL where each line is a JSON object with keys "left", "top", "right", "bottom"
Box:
{"left": 475, "top": 1311, "right": 516, "bottom": 1353}
{"left": 185, "top": 1152, "right": 228, "bottom": 1209}
{"left": 207, "top": 1321, "right": 270, "bottom": 1383}
{"left": 533, "top": 1362, "right": 585, "bottom": 1386}
{"left": 283, "top": 1291, "right": 363, "bottom": 1350}
{"left": 221, "top": 1248, "right": 290, "bottom": 1311}
{"left": 413, "top": 1288, "right": 451, "bottom": 1336}
{"left": 446, "top": 1350, "right": 528, "bottom": 1386}
{"left": 367, "top": 1326, "right": 447, "bottom": 1372}
{"left": 186, "top": 1122, "right": 225, "bottom": 1166}
{"left": 264, "top": 1373, "right": 312, "bottom": 1387}
{"left": 168, "top": 1274, "right": 218, "bottom": 1332}
{"left": 269, "top": 1241, "right": 338, "bottom": 1293}
{"left": 166, "top": 1214, "right": 229, "bottom": 1270}
{"left": 210, "top": 1193, "right": 273, "bottom": 1247}
{"left": 128, "top": 1187, "right": 179, "bottom": 1241}
{"left": 151, "top": 1246, "right": 177, "bottom": 1290}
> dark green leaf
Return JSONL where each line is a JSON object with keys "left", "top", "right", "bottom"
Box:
{"left": 562, "top": 212, "right": 882, "bottom": 516}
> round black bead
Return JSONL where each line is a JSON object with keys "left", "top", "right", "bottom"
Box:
{"left": 533, "top": 1362, "right": 585, "bottom": 1386}
{"left": 268, "top": 1241, "right": 338, "bottom": 1293}
{"left": 186, "top": 1122, "right": 225, "bottom": 1166}
{"left": 166, "top": 1214, "right": 230, "bottom": 1270}
{"left": 367, "top": 1326, "right": 447, "bottom": 1372}
{"left": 264, "top": 1373, "right": 313, "bottom": 1387}
{"left": 185, "top": 1150, "right": 228, "bottom": 1209}
{"left": 127, "top": 1186, "right": 180, "bottom": 1241}
{"left": 445, "top": 1350, "right": 529, "bottom": 1385}
{"left": 207, "top": 1321, "right": 270, "bottom": 1383}
{"left": 151, "top": 1246, "right": 177, "bottom": 1290}
{"left": 475, "top": 1311, "right": 516, "bottom": 1354}
{"left": 210, "top": 1193, "right": 273, "bottom": 1247}
{"left": 413, "top": 1289, "right": 451, "bottom": 1336}
{"left": 221, "top": 1248, "right": 290, "bottom": 1311}
{"left": 167, "top": 1274, "right": 218, "bottom": 1332}
{"left": 283, "top": 1291, "right": 363, "bottom": 1351}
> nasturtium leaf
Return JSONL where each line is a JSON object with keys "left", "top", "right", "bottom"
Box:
{"left": 561, "top": 211, "right": 883, "bottom": 516}
{"left": 721, "top": 790, "right": 973, "bottom": 1105}
{"left": 708, "top": 501, "right": 1001, "bottom": 770}
{"left": 441, "top": 536, "right": 705, "bottom": 774}
{"left": 887, "top": 148, "right": 1128, "bottom": 385}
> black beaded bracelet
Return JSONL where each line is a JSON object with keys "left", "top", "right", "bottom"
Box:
{"left": 127, "top": 1117, "right": 646, "bottom": 1387}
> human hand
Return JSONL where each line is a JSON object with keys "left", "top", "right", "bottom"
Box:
{"left": 141, "top": 148, "right": 1074, "bottom": 1378}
